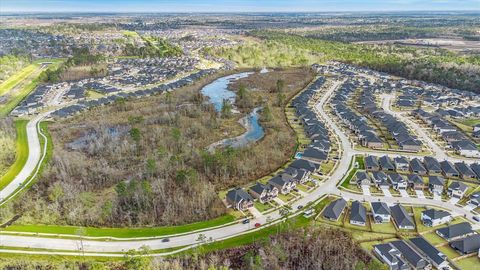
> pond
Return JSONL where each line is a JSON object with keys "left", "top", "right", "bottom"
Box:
{"left": 200, "top": 72, "right": 253, "bottom": 112}
{"left": 207, "top": 107, "right": 265, "bottom": 151}
{"left": 201, "top": 72, "right": 265, "bottom": 150}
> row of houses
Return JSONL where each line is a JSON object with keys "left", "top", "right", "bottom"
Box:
{"left": 358, "top": 89, "right": 422, "bottom": 152}
{"left": 331, "top": 80, "right": 385, "bottom": 149}
{"left": 364, "top": 155, "right": 480, "bottom": 181}
{"left": 356, "top": 169, "right": 472, "bottom": 198}
{"left": 412, "top": 109, "right": 480, "bottom": 158}
{"left": 226, "top": 77, "right": 330, "bottom": 211}
{"left": 375, "top": 219, "right": 480, "bottom": 269}
{"left": 50, "top": 68, "right": 217, "bottom": 118}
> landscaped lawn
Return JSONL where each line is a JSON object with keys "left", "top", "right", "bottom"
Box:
{"left": 371, "top": 222, "right": 397, "bottom": 234}
{"left": 422, "top": 231, "right": 447, "bottom": 246}
{"left": 0, "top": 120, "right": 29, "bottom": 191}
{"left": 254, "top": 201, "right": 273, "bottom": 213}
{"left": 3, "top": 214, "right": 235, "bottom": 238}
{"left": 437, "top": 245, "right": 460, "bottom": 260}
{"left": 455, "top": 256, "right": 480, "bottom": 269}
{"left": 297, "top": 184, "right": 309, "bottom": 192}
{"left": 278, "top": 192, "right": 295, "bottom": 203}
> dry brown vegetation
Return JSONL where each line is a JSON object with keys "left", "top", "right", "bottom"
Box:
{"left": 0, "top": 227, "right": 385, "bottom": 270}
{"left": 0, "top": 118, "right": 16, "bottom": 175}
{"left": 10, "top": 68, "right": 313, "bottom": 227}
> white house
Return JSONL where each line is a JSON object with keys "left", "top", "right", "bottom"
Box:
{"left": 421, "top": 209, "right": 452, "bottom": 227}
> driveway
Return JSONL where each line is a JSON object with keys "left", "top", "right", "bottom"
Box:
{"left": 415, "top": 190, "right": 425, "bottom": 199}
{"left": 399, "top": 189, "right": 409, "bottom": 198}
{"left": 273, "top": 197, "right": 285, "bottom": 206}
{"left": 362, "top": 186, "right": 371, "bottom": 196}
{"left": 449, "top": 197, "right": 460, "bottom": 205}
{"left": 248, "top": 207, "right": 263, "bottom": 219}
{"left": 464, "top": 204, "right": 476, "bottom": 211}
{"left": 433, "top": 192, "right": 442, "bottom": 201}
{"left": 381, "top": 188, "right": 392, "bottom": 197}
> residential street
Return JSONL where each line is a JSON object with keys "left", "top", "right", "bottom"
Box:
{"left": 0, "top": 77, "right": 478, "bottom": 257}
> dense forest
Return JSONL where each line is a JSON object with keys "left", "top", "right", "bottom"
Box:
{"left": 1, "top": 69, "right": 313, "bottom": 227}
{"left": 0, "top": 227, "right": 385, "bottom": 270}
{"left": 210, "top": 30, "right": 480, "bottom": 93}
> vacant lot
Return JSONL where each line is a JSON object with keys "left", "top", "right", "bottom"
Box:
{"left": 10, "top": 68, "right": 313, "bottom": 228}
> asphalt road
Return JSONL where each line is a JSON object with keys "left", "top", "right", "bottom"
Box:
{"left": 0, "top": 78, "right": 478, "bottom": 256}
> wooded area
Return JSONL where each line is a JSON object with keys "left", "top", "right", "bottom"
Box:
{"left": 5, "top": 68, "right": 313, "bottom": 227}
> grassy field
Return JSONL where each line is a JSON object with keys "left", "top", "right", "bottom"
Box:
{"left": 0, "top": 64, "right": 37, "bottom": 96}
{"left": 0, "top": 120, "right": 29, "bottom": 191}
{"left": 0, "top": 59, "right": 64, "bottom": 117}
{"left": 3, "top": 214, "right": 235, "bottom": 238}
{"left": 455, "top": 256, "right": 480, "bottom": 269}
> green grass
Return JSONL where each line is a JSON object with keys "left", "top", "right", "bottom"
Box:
{"left": 437, "top": 245, "right": 460, "bottom": 259}
{"left": 455, "top": 256, "right": 480, "bottom": 269}
{"left": 278, "top": 193, "right": 295, "bottom": 203}
{"left": 422, "top": 231, "right": 447, "bottom": 246}
{"left": 355, "top": 155, "right": 365, "bottom": 170}
{"left": 3, "top": 214, "right": 235, "bottom": 238}
{"left": 0, "top": 64, "right": 37, "bottom": 96}
{"left": 0, "top": 59, "right": 64, "bottom": 117}
{"left": 460, "top": 118, "right": 480, "bottom": 127}
{"left": 0, "top": 120, "right": 29, "bottom": 190}
{"left": 370, "top": 222, "right": 397, "bottom": 234}
{"left": 254, "top": 201, "right": 273, "bottom": 213}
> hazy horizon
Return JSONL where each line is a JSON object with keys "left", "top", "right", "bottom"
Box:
{"left": 2, "top": 0, "right": 479, "bottom": 13}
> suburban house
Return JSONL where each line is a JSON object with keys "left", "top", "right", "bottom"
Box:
{"left": 447, "top": 181, "right": 468, "bottom": 199}
{"left": 468, "top": 192, "right": 480, "bottom": 206}
{"left": 323, "top": 198, "right": 347, "bottom": 221}
{"left": 409, "top": 158, "right": 427, "bottom": 175}
{"left": 424, "top": 156, "right": 442, "bottom": 175}
{"left": 450, "top": 235, "right": 480, "bottom": 255}
{"left": 428, "top": 176, "right": 445, "bottom": 195}
{"left": 290, "top": 158, "right": 320, "bottom": 173}
{"left": 355, "top": 171, "right": 371, "bottom": 187}
{"left": 379, "top": 156, "right": 395, "bottom": 171}
{"left": 390, "top": 240, "right": 429, "bottom": 270}
{"left": 388, "top": 173, "right": 407, "bottom": 190}
{"left": 373, "top": 243, "right": 410, "bottom": 270}
{"left": 301, "top": 147, "right": 328, "bottom": 163}
{"left": 407, "top": 174, "right": 425, "bottom": 190}
{"left": 365, "top": 155, "right": 379, "bottom": 171}
{"left": 440, "top": 160, "right": 459, "bottom": 178}
{"left": 436, "top": 222, "right": 476, "bottom": 241}
{"left": 409, "top": 237, "right": 448, "bottom": 270}
{"left": 268, "top": 174, "right": 296, "bottom": 195}
{"left": 371, "top": 201, "right": 391, "bottom": 223}
{"left": 421, "top": 209, "right": 452, "bottom": 227}
{"left": 393, "top": 156, "right": 410, "bottom": 172}
{"left": 390, "top": 204, "right": 415, "bottom": 230}
{"left": 451, "top": 140, "right": 480, "bottom": 158}
{"left": 284, "top": 167, "right": 310, "bottom": 184}
{"left": 350, "top": 201, "right": 367, "bottom": 226}
{"left": 249, "top": 182, "right": 278, "bottom": 203}
{"left": 471, "top": 163, "right": 480, "bottom": 179}
{"left": 226, "top": 188, "right": 254, "bottom": 211}
{"left": 372, "top": 171, "right": 390, "bottom": 189}
{"left": 455, "top": 162, "right": 478, "bottom": 180}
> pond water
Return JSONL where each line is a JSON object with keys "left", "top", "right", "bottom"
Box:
{"left": 200, "top": 72, "right": 253, "bottom": 112}
{"left": 201, "top": 72, "right": 265, "bottom": 150}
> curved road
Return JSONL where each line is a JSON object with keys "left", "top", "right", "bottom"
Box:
{"left": 0, "top": 78, "right": 478, "bottom": 256}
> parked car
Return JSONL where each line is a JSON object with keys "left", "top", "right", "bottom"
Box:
{"left": 297, "top": 205, "right": 304, "bottom": 210}
{"left": 162, "top": 238, "right": 170, "bottom": 242}
{"left": 254, "top": 223, "right": 261, "bottom": 228}
{"left": 242, "top": 219, "right": 250, "bottom": 224}
{"left": 473, "top": 216, "right": 480, "bottom": 222}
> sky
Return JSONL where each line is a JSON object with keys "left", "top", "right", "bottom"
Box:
{"left": 1, "top": 0, "right": 479, "bottom": 13}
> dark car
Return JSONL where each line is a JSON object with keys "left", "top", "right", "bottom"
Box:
{"left": 242, "top": 219, "right": 250, "bottom": 224}
{"left": 161, "top": 238, "right": 170, "bottom": 242}
{"left": 297, "top": 205, "right": 304, "bottom": 210}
